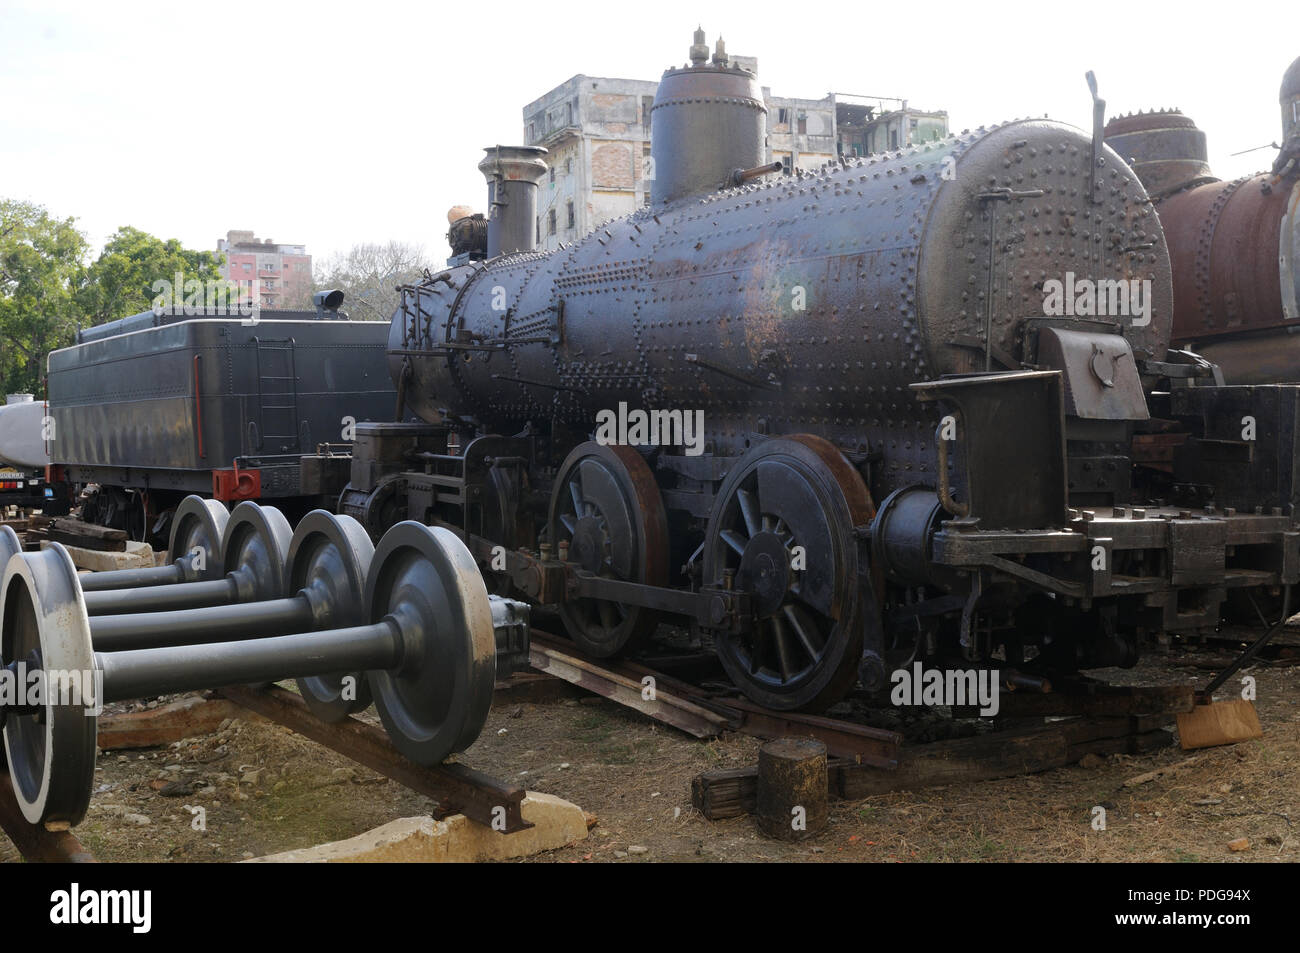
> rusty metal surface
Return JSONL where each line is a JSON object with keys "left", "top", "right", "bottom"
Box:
{"left": 1162, "top": 174, "right": 1297, "bottom": 347}
{"left": 217, "top": 685, "right": 532, "bottom": 834}
{"left": 1196, "top": 333, "right": 1300, "bottom": 386}
{"left": 0, "top": 773, "right": 96, "bottom": 862}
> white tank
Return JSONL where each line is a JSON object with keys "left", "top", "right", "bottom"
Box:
{"left": 0, "top": 396, "right": 49, "bottom": 469}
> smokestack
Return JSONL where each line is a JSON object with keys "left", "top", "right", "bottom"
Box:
{"left": 477, "top": 145, "right": 549, "bottom": 258}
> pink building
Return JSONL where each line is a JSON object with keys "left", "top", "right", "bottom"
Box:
{"left": 216, "top": 230, "right": 313, "bottom": 310}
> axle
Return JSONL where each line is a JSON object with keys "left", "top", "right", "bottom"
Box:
{"left": 80, "top": 501, "right": 291, "bottom": 617}
{"left": 96, "top": 621, "right": 402, "bottom": 703}
{"left": 83, "top": 575, "right": 252, "bottom": 615}
{"left": 76, "top": 496, "right": 231, "bottom": 593}
{"left": 88, "top": 595, "right": 317, "bottom": 651}
{"left": 0, "top": 517, "right": 527, "bottom": 828}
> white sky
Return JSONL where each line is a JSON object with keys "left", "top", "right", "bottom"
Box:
{"left": 0, "top": 0, "right": 1294, "bottom": 265}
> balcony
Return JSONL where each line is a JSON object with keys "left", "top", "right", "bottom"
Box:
{"left": 536, "top": 124, "right": 581, "bottom": 147}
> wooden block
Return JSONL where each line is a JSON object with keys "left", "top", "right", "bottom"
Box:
{"left": 756, "top": 738, "right": 828, "bottom": 841}
{"left": 1129, "top": 729, "right": 1175, "bottom": 754}
{"left": 954, "top": 683, "right": 1194, "bottom": 718}
{"left": 836, "top": 726, "right": 1069, "bottom": 799}
{"left": 97, "top": 695, "right": 252, "bottom": 750}
{"left": 33, "top": 517, "right": 127, "bottom": 552}
{"left": 691, "top": 766, "right": 758, "bottom": 819}
{"left": 492, "top": 673, "right": 580, "bottom": 705}
{"left": 1176, "top": 699, "right": 1263, "bottom": 750}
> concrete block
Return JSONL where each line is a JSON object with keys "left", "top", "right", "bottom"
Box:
{"left": 45, "top": 539, "right": 155, "bottom": 572}
{"left": 245, "top": 792, "right": 588, "bottom": 863}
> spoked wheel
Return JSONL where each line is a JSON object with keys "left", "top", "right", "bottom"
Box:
{"left": 703, "top": 435, "right": 874, "bottom": 711}
{"left": 549, "top": 442, "right": 669, "bottom": 658}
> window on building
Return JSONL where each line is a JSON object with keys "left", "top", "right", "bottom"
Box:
{"left": 536, "top": 218, "right": 541, "bottom": 244}
{"left": 549, "top": 166, "right": 555, "bottom": 185}
{"left": 565, "top": 157, "right": 572, "bottom": 175}
{"left": 567, "top": 201, "right": 575, "bottom": 229}
{"left": 890, "top": 129, "right": 899, "bottom": 150}
{"left": 548, "top": 209, "right": 557, "bottom": 236}
{"left": 780, "top": 155, "right": 792, "bottom": 175}
{"left": 778, "top": 108, "right": 790, "bottom": 125}
{"left": 527, "top": 122, "right": 535, "bottom": 143}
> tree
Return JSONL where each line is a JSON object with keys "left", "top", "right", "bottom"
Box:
{"left": 313, "top": 242, "right": 433, "bottom": 321}
{"left": 80, "top": 226, "right": 226, "bottom": 325}
{"left": 0, "top": 199, "right": 89, "bottom": 395}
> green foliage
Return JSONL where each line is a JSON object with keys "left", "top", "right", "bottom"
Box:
{"left": 81, "top": 226, "right": 226, "bottom": 324}
{"left": 0, "top": 199, "right": 89, "bottom": 395}
{"left": 0, "top": 205, "right": 227, "bottom": 395}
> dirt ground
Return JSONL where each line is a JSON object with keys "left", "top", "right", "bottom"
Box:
{"left": 2, "top": 645, "right": 1297, "bottom": 864}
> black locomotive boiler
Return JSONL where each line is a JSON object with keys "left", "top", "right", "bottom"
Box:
{"left": 334, "top": 34, "right": 1300, "bottom": 712}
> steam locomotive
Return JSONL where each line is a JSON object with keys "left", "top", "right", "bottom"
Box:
{"left": 1104, "top": 56, "right": 1300, "bottom": 382}
{"left": 24, "top": 34, "right": 1300, "bottom": 712}
{"left": 337, "top": 36, "right": 1300, "bottom": 710}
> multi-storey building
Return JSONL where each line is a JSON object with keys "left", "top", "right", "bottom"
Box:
{"left": 523, "top": 49, "right": 947, "bottom": 252}
{"left": 216, "top": 230, "right": 312, "bottom": 310}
